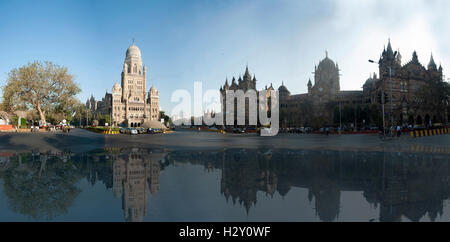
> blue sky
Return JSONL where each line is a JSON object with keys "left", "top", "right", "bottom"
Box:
{"left": 1, "top": 0, "right": 450, "bottom": 112}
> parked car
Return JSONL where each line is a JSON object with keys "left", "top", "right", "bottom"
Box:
{"left": 130, "top": 128, "right": 138, "bottom": 135}
{"left": 233, "top": 128, "right": 245, "bottom": 133}
{"left": 136, "top": 127, "right": 146, "bottom": 134}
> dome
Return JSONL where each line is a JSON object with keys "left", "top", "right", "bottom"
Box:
{"left": 126, "top": 42, "right": 142, "bottom": 61}
{"left": 317, "top": 56, "right": 337, "bottom": 71}
{"left": 278, "top": 82, "right": 290, "bottom": 95}
{"left": 149, "top": 85, "right": 158, "bottom": 95}
{"left": 113, "top": 82, "right": 121, "bottom": 91}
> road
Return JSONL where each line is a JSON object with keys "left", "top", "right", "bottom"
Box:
{"left": 0, "top": 128, "right": 449, "bottom": 154}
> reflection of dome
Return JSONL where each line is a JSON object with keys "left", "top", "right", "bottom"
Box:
{"left": 126, "top": 42, "right": 142, "bottom": 60}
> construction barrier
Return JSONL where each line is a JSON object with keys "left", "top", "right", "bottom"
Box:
{"left": 411, "top": 127, "right": 450, "bottom": 138}
{"left": 103, "top": 130, "right": 120, "bottom": 135}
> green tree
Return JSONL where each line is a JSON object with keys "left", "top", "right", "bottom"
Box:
{"left": 1, "top": 61, "right": 81, "bottom": 125}
{"left": 159, "top": 111, "right": 171, "bottom": 125}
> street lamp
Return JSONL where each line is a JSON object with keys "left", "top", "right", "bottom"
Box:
{"left": 368, "top": 59, "right": 386, "bottom": 140}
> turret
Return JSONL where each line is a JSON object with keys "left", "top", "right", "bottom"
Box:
{"left": 307, "top": 79, "right": 312, "bottom": 94}
{"left": 428, "top": 53, "right": 437, "bottom": 70}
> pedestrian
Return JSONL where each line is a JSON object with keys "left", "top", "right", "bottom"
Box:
{"left": 326, "top": 127, "right": 329, "bottom": 136}
{"left": 397, "top": 125, "right": 401, "bottom": 138}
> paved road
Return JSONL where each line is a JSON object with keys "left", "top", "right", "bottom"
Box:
{"left": 0, "top": 128, "right": 449, "bottom": 154}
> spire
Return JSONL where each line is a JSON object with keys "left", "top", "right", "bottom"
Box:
{"left": 428, "top": 53, "right": 437, "bottom": 70}
{"left": 132, "top": 38, "right": 135, "bottom": 46}
{"left": 243, "top": 65, "right": 251, "bottom": 80}
{"left": 307, "top": 78, "right": 312, "bottom": 86}
{"left": 412, "top": 50, "right": 419, "bottom": 63}
{"left": 325, "top": 50, "right": 328, "bottom": 58}
{"left": 386, "top": 38, "right": 394, "bottom": 58}
{"left": 252, "top": 74, "right": 256, "bottom": 82}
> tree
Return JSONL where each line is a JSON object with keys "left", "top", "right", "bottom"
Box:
{"left": 1, "top": 61, "right": 81, "bottom": 125}
{"left": 159, "top": 111, "right": 171, "bottom": 125}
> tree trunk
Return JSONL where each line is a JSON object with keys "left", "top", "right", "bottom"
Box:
{"left": 37, "top": 105, "right": 46, "bottom": 125}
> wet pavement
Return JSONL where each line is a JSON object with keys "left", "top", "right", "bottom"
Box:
{"left": 0, "top": 129, "right": 449, "bottom": 221}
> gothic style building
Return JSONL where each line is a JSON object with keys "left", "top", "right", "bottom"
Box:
{"left": 87, "top": 42, "right": 160, "bottom": 127}
{"left": 220, "top": 39, "right": 448, "bottom": 128}
{"left": 363, "top": 39, "right": 447, "bottom": 127}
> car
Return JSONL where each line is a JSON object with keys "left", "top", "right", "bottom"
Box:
{"left": 136, "top": 127, "right": 146, "bottom": 134}
{"left": 130, "top": 128, "right": 138, "bottom": 135}
{"left": 232, "top": 128, "right": 244, "bottom": 133}
{"left": 245, "top": 127, "right": 258, "bottom": 133}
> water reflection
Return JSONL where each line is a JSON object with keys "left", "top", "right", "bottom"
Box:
{"left": 0, "top": 148, "right": 449, "bottom": 222}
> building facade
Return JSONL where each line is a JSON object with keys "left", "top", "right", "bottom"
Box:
{"left": 364, "top": 39, "right": 447, "bottom": 127}
{"left": 220, "top": 40, "right": 448, "bottom": 129}
{"left": 87, "top": 42, "right": 160, "bottom": 127}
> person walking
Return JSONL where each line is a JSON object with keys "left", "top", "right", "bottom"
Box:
{"left": 397, "top": 125, "right": 401, "bottom": 138}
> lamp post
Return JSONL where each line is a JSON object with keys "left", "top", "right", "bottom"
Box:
{"left": 369, "top": 59, "right": 386, "bottom": 140}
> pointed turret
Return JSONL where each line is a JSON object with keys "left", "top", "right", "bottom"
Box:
{"left": 307, "top": 79, "right": 312, "bottom": 94}
{"left": 412, "top": 50, "right": 419, "bottom": 63}
{"left": 386, "top": 38, "right": 393, "bottom": 56}
{"left": 428, "top": 53, "right": 437, "bottom": 70}
{"left": 243, "top": 65, "right": 251, "bottom": 81}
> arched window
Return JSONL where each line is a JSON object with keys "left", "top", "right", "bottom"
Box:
{"left": 127, "top": 66, "right": 131, "bottom": 73}
{"left": 134, "top": 64, "right": 137, "bottom": 73}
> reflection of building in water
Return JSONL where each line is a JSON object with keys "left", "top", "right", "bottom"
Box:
{"left": 111, "top": 148, "right": 165, "bottom": 222}
{"left": 167, "top": 149, "right": 450, "bottom": 222}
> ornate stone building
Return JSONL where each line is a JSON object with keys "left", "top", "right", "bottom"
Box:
{"left": 87, "top": 42, "right": 160, "bottom": 127}
{"left": 220, "top": 40, "right": 448, "bottom": 129}
{"left": 112, "top": 148, "right": 165, "bottom": 222}
{"left": 363, "top": 39, "right": 447, "bottom": 127}
{"left": 219, "top": 54, "right": 362, "bottom": 128}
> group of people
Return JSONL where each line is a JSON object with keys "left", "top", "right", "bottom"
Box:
{"left": 319, "top": 127, "right": 331, "bottom": 136}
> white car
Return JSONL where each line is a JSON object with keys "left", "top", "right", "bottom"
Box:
{"left": 130, "top": 128, "right": 138, "bottom": 135}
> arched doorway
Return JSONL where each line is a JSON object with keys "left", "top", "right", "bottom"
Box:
{"left": 424, "top": 114, "right": 431, "bottom": 127}
{"left": 130, "top": 123, "right": 134, "bottom": 127}
{"left": 432, "top": 115, "right": 437, "bottom": 124}
{"left": 408, "top": 115, "right": 414, "bottom": 125}
{"left": 416, "top": 115, "right": 422, "bottom": 125}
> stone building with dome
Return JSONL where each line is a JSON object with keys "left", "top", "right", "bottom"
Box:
{"left": 220, "top": 53, "right": 363, "bottom": 128}
{"left": 87, "top": 42, "right": 160, "bottom": 127}
{"left": 220, "top": 40, "right": 448, "bottom": 129}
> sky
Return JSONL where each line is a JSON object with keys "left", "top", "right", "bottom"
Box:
{"left": 1, "top": 0, "right": 450, "bottom": 112}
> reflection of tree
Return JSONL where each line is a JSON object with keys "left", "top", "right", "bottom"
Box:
{"left": 2, "top": 153, "right": 81, "bottom": 220}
